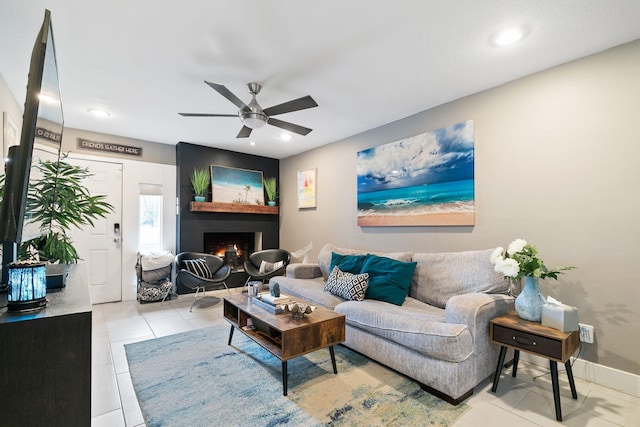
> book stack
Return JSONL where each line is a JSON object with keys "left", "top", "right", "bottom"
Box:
{"left": 251, "top": 293, "right": 292, "bottom": 314}
{"left": 260, "top": 293, "right": 292, "bottom": 305}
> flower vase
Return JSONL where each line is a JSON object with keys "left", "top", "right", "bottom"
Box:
{"left": 514, "top": 276, "right": 546, "bottom": 321}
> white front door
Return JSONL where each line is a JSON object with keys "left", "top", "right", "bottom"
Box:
{"left": 67, "top": 157, "right": 123, "bottom": 304}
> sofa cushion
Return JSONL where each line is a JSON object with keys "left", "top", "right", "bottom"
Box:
{"left": 411, "top": 248, "right": 509, "bottom": 308}
{"left": 361, "top": 255, "right": 417, "bottom": 306}
{"left": 329, "top": 252, "right": 369, "bottom": 275}
{"left": 317, "top": 243, "right": 413, "bottom": 280}
{"left": 270, "top": 276, "right": 345, "bottom": 309}
{"left": 325, "top": 266, "right": 369, "bottom": 301}
{"left": 335, "top": 297, "right": 473, "bottom": 362}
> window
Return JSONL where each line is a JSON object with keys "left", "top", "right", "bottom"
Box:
{"left": 139, "top": 184, "right": 163, "bottom": 251}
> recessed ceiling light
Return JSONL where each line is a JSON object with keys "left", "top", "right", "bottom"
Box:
{"left": 493, "top": 27, "right": 524, "bottom": 46}
{"left": 87, "top": 108, "right": 110, "bottom": 118}
{"left": 280, "top": 133, "right": 292, "bottom": 141}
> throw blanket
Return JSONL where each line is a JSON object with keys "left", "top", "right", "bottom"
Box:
{"left": 139, "top": 250, "right": 174, "bottom": 271}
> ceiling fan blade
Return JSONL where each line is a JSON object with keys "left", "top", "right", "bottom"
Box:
{"left": 263, "top": 95, "right": 318, "bottom": 116}
{"left": 267, "top": 117, "right": 313, "bottom": 136}
{"left": 236, "top": 126, "right": 252, "bottom": 138}
{"left": 204, "top": 81, "right": 249, "bottom": 110}
{"left": 178, "top": 113, "right": 237, "bottom": 117}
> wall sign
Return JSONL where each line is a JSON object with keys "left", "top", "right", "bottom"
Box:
{"left": 36, "top": 127, "right": 62, "bottom": 145}
{"left": 77, "top": 138, "right": 142, "bottom": 156}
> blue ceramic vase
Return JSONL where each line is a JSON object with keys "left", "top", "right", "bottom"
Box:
{"left": 514, "top": 276, "right": 546, "bottom": 321}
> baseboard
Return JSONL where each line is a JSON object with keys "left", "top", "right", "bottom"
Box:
{"left": 518, "top": 353, "right": 640, "bottom": 398}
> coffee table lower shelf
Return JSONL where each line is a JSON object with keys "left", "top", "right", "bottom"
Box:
{"left": 223, "top": 294, "right": 346, "bottom": 396}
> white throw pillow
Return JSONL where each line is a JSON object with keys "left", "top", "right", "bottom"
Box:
{"left": 259, "top": 260, "right": 284, "bottom": 273}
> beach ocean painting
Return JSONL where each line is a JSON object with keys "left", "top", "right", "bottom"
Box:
{"left": 210, "top": 165, "right": 265, "bottom": 205}
{"left": 357, "top": 120, "right": 475, "bottom": 226}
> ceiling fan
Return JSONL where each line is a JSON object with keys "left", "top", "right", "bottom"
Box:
{"left": 179, "top": 81, "right": 318, "bottom": 138}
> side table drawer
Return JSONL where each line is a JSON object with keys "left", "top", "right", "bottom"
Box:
{"left": 492, "top": 324, "right": 563, "bottom": 360}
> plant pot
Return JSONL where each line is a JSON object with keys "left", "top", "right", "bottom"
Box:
{"left": 514, "top": 276, "right": 546, "bottom": 321}
{"left": 267, "top": 201, "right": 276, "bottom": 207}
{"left": 194, "top": 196, "right": 205, "bottom": 202}
{"left": 46, "top": 263, "right": 71, "bottom": 289}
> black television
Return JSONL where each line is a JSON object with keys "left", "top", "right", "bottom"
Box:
{"left": 0, "top": 9, "right": 63, "bottom": 285}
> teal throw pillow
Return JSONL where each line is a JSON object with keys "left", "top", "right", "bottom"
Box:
{"left": 361, "top": 255, "right": 417, "bottom": 306}
{"left": 329, "top": 252, "right": 369, "bottom": 275}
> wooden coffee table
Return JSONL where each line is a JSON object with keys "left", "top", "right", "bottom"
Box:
{"left": 223, "top": 294, "right": 346, "bottom": 395}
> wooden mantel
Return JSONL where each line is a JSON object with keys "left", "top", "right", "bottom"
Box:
{"left": 190, "top": 201, "right": 278, "bottom": 215}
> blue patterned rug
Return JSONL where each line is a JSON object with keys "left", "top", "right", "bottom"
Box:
{"left": 125, "top": 325, "right": 469, "bottom": 426}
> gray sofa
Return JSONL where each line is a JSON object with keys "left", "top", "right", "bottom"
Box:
{"left": 270, "top": 243, "right": 514, "bottom": 404}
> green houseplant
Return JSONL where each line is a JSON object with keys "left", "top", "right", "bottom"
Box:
{"left": 263, "top": 177, "right": 277, "bottom": 206}
{"left": 191, "top": 168, "right": 209, "bottom": 202}
{"left": 17, "top": 155, "right": 113, "bottom": 265}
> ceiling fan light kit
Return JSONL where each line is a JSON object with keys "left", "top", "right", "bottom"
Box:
{"left": 241, "top": 112, "right": 267, "bottom": 129}
{"left": 179, "top": 81, "right": 318, "bottom": 138}
{"left": 241, "top": 83, "right": 268, "bottom": 129}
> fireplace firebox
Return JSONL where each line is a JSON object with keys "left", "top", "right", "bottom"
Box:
{"left": 204, "top": 232, "right": 256, "bottom": 271}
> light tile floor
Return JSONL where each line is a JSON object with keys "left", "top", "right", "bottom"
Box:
{"left": 91, "top": 288, "right": 638, "bottom": 426}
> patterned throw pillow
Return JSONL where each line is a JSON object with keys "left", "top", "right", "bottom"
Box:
{"left": 324, "top": 266, "right": 369, "bottom": 301}
{"left": 183, "top": 258, "right": 213, "bottom": 279}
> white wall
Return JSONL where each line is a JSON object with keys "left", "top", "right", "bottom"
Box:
{"left": 67, "top": 151, "right": 177, "bottom": 301}
{"left": 58, "top": 129, "right": 176, "bottom": 301}
{"left": 1, "top": 73, "right": 177, "bottom": 303}
{"left": 280, "top": 39, "right": 640, "bottom": 377}
{"left": 0, "top": 72, "right": 23, "bottom": 153}
{"left": 120, "top": 160, "right": 176, "bottom": 300}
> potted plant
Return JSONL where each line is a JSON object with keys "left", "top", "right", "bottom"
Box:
{"left": 191, "top": 168, "right": 209, "bottom": 202}
{"left": 17, "top": 155, "right": 113, "bottom": 287}
{"left": 263, "top": 177, "right": 277, "bottom": 206}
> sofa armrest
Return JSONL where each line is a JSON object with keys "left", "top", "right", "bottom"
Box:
{"left": 445, "top": 293, "right": 514, "bottom": 341}
{"left": 285, "top": 263, "right": 322, "bottom": 279}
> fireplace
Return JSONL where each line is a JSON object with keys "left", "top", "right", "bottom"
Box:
{"left": 203, "top": 232, "right": 260, "bottom": 271}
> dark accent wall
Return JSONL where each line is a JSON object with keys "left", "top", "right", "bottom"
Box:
{"left": 176, "top": 142, "right": 279, "bottom": 254}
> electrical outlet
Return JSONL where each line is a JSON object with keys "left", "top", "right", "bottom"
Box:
{"left": 579, "top": 323, "right": 594, "bottom": 343}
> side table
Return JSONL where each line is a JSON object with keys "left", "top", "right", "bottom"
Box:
{"left": 490, "top": 311, "right": 580, "bottom": 422}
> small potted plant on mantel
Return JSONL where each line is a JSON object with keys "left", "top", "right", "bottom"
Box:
{"left": 263, "top": 177, "right": 277, "bottom": 206}
{"left": 191, "top": 168, "right": 209, "bottom": 202}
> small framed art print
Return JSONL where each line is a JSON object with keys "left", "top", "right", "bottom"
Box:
{"left": 297, "top": 168, "right": 316, "bottom": 209}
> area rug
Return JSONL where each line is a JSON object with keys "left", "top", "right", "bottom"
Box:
{"left": 125, "top": 325, "right": 469, "bottom": 426}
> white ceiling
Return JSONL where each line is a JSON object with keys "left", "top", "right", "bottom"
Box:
{"left": 1, "top": 1, "right": 640, "bottom": 159}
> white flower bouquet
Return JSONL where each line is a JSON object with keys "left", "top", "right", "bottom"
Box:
{"left": 491, "top": 238, "right": 574, "bottom": 280}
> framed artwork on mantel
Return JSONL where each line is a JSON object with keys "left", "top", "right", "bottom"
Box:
{"left": 210, "top": 165, "right": 265, "bottom": 205}
{"left": 297, "top": 168, "right": 317, "bottom": 209}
